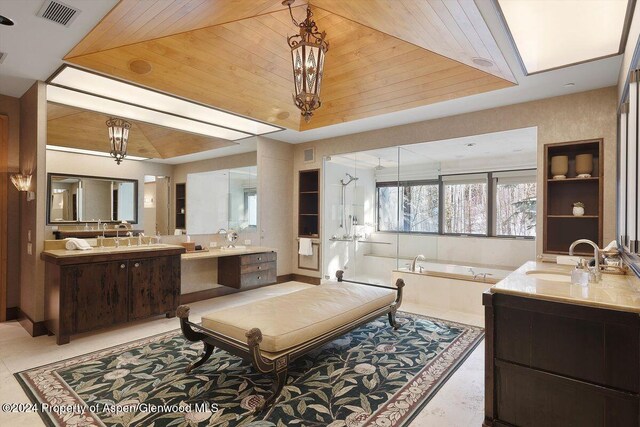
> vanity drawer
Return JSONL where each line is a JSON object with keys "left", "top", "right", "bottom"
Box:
{"left": 240, "top": 252, "right": 276, "bottom": 265}
{"left": 240, "top": 268, "right": 276, "bottom": 288}
{"left": 241, "top": 261, "right": 276, "bottom": 274}
{"left": 218, "top": 251, "right": 278, "bottom": 289}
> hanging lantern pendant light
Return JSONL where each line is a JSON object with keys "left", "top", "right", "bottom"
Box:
{"left": 106, "top": 118, "right": 131, "bottom": 165}
{"left": 282, "top": 0, "right": 329, "bottom": 123}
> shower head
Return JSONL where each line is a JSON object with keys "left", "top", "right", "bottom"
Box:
{"left": 341, "top": 173, "right": 359, "bottom": 185}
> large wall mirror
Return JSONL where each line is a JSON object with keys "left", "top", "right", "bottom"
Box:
{"left": 618, "top": 70, "right": 640, "bottom": 275}
{"left": 186, "top": 166, "right": 257, "bottom": 234}
{"left": 47, "top": 173, "right": 138, "bottom": 224}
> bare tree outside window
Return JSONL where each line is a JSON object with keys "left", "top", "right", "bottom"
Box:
{"left": 495, "top": 182, "right": 536, "bottom": 236}
{"left": 443, "top": 181, "right": 487, "bottom": 234}
{"left": 378, "top": 183, "right": 439, "bottom": 232}
{"left": 377, "top": 185, "right": 399, "bottom": 231}
{"left": 376, "top": 170, "right": 535, "bottom": 238}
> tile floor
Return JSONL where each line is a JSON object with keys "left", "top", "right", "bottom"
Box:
{"left": 0, "top": 282, "right": 485, "bottom": 427}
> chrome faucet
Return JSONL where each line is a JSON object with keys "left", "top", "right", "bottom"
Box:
{"left": 126, "top": 231, "right": 133, "bottom": 246}
{"left": 411, "top": 254, "right": 425, "bottom": 272}
{"left": 569, "top": 239, "right": 601, "bottom": 282}
{"left": 138, "top": 232, "right": 144, "bottom": 246}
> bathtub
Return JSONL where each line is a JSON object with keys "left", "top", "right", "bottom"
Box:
{"left": 392, "top": 261, "right": 513, "bottom": 317}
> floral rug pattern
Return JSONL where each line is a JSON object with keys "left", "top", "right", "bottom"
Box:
{"left": 15, "top": 312, "right": 483, "bottom": 427}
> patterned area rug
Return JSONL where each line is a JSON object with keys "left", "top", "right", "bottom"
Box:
{"left": 16, "top": 312, "right": 483, "bottom": 427}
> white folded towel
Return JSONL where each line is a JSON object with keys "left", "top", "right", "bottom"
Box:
{"left": 298, "top": 238, "right": 313, "bottom": 256}
{"left": 65, "top": 238, "right": 92, "bottom": 251}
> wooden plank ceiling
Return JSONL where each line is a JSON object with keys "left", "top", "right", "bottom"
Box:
{"left": 47, "top": 103, "right": 235, "bottom": 159}
{"left": 64, "top": 0, "right": 515, "bottom": 132}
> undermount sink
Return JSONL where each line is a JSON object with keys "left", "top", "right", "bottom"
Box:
{"left": 526, "top": 270, "right": 572, "bottom": 283}
{"left": 219, "top": 245, "right": 247, "bottom": 251}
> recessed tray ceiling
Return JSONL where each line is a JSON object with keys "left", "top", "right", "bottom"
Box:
{"left": 63, "top": 0, "right": 516, "bottom": 131}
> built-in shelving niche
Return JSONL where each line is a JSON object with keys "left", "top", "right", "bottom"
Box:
{"left": 543, "top": 139, "right": 603, "bottom": 256}
{"left": 298, "top": 170, "right": 319, "bottom": 238}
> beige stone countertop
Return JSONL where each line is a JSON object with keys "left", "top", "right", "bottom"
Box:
{"left": 41, "top": 243, "right": 185, "bottom": 258}
{"left": 181, "top": 246, "right": 276, "bottom": 260}
{"left": 490, "top": 261, "right": 640, "bottom": 313}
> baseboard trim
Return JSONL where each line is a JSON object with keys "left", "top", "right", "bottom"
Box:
{"left": 180, "top": 286, "right": 239, "bottom": 304}
{"left": 17, "top": 309, "right": 48, "bottom": 337}
{"left": 5, "top": 306, "right": 19, "bottom": 321}
{"left": 290, "top": 274, "right": 322, "bottom": 285}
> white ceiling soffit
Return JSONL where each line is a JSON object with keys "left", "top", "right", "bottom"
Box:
{"left": 271, "top": 1, "right": 624, "bottom": 144}
{"left": 497, "top": 0, "right": 632, "bottom": 75}
{"left": 46, "top": 144, "right": 149, "bottom": 161}
{"left": 327, "top": 127, "right": 537, "bottom": 167}
{"left": 49, "top": 66, "right": 282, "bottom": 136}
{"left": 0, "top": 0, "right": 118, "bottom": 97}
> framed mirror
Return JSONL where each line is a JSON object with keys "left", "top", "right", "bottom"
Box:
{"left": 47, "top": 173, "right": 138, "bottom": 224}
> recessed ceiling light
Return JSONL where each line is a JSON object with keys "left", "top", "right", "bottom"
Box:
{"left": 466, "top": 143, "right": 476, "bottom": 147}
{"left": 48, "top": 65, "right": 282, "bottom": 137}
{"left": 498, "top": 0, "right": 628, "bottom": 74}
{"left": 46, "top": 145, "right": 149, "bottom": 161}
{"left": 564, "top": 82, "right": 575, "bottom": 87}
{"left": 129, "top": 59, "right": 152, "bottom": 75}
{"left": 47, "top": 86, "right": 249, "bottom": 141}
{"left": 472, "top": 57, "right": 494, "bottom": 67}
{"left": 0, "top": 15, "right": 14, "bottom": 26}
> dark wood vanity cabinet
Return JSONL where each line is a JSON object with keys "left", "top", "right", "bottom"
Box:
{"left": 128, "top": 256, "right": 180, "bottom": 320}
{"left": 69, "top": 261, "right": 129, "bottom": 334}
{"left": 484, "top": 292, "right": 640, "bottom": 426}
{"left": 43, "top": 248, "right": 183, "bottom": 345}
{"left": 218, "top": 251, "right": 277, "bottom": 289}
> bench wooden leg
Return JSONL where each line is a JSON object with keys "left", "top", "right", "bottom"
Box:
{"left": 186, "top": 343, "right": 214, "bottom": 374}
{"left": 257, "top": 368, "right": 288, "bottom": 413}
{"left": 388, "top": 311, "right": 400, "bottom": 329}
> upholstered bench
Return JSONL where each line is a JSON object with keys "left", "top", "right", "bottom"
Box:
{"left": 177, "top": 270, "right": 405, "bottom": 411}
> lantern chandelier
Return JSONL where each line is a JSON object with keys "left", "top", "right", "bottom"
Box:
{"left": 106, "top": 117, "right": 131, "bottom": 165}
{"left": 282, "top": 0, "right": 329, "bottom": 123}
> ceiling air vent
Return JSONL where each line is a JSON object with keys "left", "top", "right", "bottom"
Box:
{"left": 304, "top": 148, "right": 315, "bottom": 163}
{"left": 0, "top": 52, "right": 6, "bottom": 64}
{"left": 36, "top": 0, "right": 80, "bottom": 27}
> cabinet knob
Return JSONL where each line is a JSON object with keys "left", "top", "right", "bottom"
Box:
{"left": 258, "top": 266, "right": 262, "bottom": 270}
{"left": 120, "top": 264, "right": 125, "bottom": 269}
{"left": 134, "top": 262, "right": 140, "bottom": 268}
{"left": 257, "top": 276, "right": 261, "bottom": 280}
{"left": 258, "top": 257, "right": 262, "bottom": 261}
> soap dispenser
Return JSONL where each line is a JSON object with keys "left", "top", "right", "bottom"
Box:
{"left": 571, "top": 259, "right": 589, "bottom": 286}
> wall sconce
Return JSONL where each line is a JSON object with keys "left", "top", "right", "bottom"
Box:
{"left": 10, "top": 173, "right": 35, "bottom": 201}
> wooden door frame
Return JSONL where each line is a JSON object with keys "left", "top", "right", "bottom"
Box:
{"left": 0, "top": 115, "right": 8, "bottom": 322}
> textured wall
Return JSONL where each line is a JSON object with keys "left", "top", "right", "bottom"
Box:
{"left": 292, "top": 87, "right": 618, "bottom": 277}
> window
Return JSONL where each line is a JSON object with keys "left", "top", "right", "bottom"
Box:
{"left": 377, "top": 184, "right": 399, "bottom": 231}
{"left": 493, "top": 171, "right": 536, "bottom": 237}
{"left": 244, "top": 188, "right": 257, "bottom": 227}
{"left": 443, "top": 174, "right": 488, "bottom": 235}
{"left": 377, "top": 181, "right": 439, "bottom": 233}
{"left": 376, "top": 169, "right": 536, "bottom": 239}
